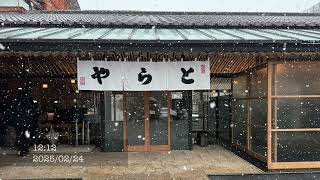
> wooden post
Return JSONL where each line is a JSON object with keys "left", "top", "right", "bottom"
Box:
{"left": 123, "top": 92, "right": 127, "bottom": 151}
{"left": 167, "top": 91, "right": 171, "bottom": 149}
{"left": 144, "top": 91, "right": 150, "bottom": 151}
{"left": 247, "top": 74, "right": 251, "bottom": 151}
{"left": 267, "top": 62, "right": 272, "bottom": 169}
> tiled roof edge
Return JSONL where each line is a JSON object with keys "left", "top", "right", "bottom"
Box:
{"left": 24, "top": 10, "right": 320, "bottom": 16}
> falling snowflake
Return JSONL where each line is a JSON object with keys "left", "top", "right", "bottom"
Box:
{"left": 25, "top": 130, "right": 30, "bottom": 139}
{"left": 0, "top": 43, "right": 5, "bottom": 50}
{"left": 183, "top": 165, "right": 187, "bottom": 170}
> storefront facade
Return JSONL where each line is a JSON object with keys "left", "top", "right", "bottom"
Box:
{"left": 1, "top": 11, "right": 320, "bottom": 170}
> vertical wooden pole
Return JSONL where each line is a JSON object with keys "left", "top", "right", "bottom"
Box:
{"left": 231, "top": 78, "right": 234, "bottom": 144}
{"left": 167, "top": 91, "right": 171, "bottom": 149}
{"left": 273, "top": 99, "right": 278, "bottom": 163}
{"left": 82, "top": 121, "right": 85, "bottom": 145}
{"left": 216, "top": 91, "right": 220, "bottom": 142}
{"left": 267, "top": 63, "right": 272, "bottom": 169}
{"left": 273, "top": 64, "right": 278, "bottom": 163}
{"left": 87, "top": 121, "right": 90, "bottom": 145}
{"left": 75, "top": 120, "right": 78, "bottom": 146}
{"left": 228, "top": 89, "right": 232, "bottom": 145}
{"left": 145, "top": 91, "right": 150, "bottom": 151}
{"left": 247, "top": 75, "right": 251, "bottom": 151}
{"left": 123, "top": 92, "right": 127, "bottom": 151}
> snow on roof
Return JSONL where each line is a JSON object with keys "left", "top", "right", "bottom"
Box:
{"left": 1, "top": 10, "right": 320, "bottom": 28}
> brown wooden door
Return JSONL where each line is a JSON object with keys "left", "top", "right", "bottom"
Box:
{"left": 123, "top": 91, "right": 171, "bottom": 152}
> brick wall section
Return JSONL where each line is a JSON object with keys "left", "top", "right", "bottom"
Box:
{"left": 44, "top": 0, "right": 66, "bottom": 10}
{"left": 0, "top": 7, "right": 26, "bottom": 12}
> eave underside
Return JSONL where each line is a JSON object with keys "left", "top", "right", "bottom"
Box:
{"left": 1, "top": 48, "right": 320, "bottom": 79}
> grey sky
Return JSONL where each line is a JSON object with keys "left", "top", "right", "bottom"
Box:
{"left": 78, "top": 0, "right": 320, "bottom": 12}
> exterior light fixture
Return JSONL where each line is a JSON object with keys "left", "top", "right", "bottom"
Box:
{"left": 42, "top": 83, "right": 48, "bottom": 89}
{"left": 54, "top": 101, "right": 58, "bottom": 104}
{"left": 71, "top": 79, "right": 76, "bottom": 84}
{"left": 76, "top": 90, "right": 80, "bottom": 94}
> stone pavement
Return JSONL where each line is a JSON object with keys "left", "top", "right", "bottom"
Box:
{"left": 0, "top": 145, "right": 263, "bottom": 180}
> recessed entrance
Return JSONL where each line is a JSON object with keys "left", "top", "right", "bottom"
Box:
{"left": 123, "top": 91, "right": 171, "bottom": 152}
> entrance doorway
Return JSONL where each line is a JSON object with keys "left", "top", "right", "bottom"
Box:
{"left": 123, "top": 91, "right": 171, "bottom": 152}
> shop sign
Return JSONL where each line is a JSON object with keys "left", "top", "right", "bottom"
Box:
{"left": 77, "top": 61, "right": 123, "bottom": 91}
{"left": 77, "top": 60, "right": 210, "bottom": 91}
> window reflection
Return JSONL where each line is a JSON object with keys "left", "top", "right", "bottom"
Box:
{"left": 111, "top": 93, "right": 123, "bottom": 122}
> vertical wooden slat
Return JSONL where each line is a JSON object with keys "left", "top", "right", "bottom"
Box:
{"left": 145, "top": 91, "right": 150, "bottom": 151}
{"left": 273, "top": 63, "right": 278, "bottom": 163}
{"left": 167, "top": 91, "right": 171, "bottom": 148}
{"left": 246, "top": 74, "right": 251, "bottom": 151}
{"left": 267, "top": 62, "right": 272, "bottom": 169}
{"left": 123, "top": 92, "right": 127, "bottom": 151}
{"left": 231, "top": 78, "right": 234, "bottom": 144}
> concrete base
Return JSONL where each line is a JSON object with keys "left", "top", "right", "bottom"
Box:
{"left": 0, "top": 145, "right": 263, "bottom": 180}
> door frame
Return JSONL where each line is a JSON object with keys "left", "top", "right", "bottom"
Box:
{"left": 123, "top": 91, "right": 171, "bottom": 152}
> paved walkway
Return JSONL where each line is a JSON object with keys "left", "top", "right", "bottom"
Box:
{"left": 0, "top": 145, "right": 263, "bottom": 180}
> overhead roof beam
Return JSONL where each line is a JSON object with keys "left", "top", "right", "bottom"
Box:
{"left": 237, "top": 29, "right": 273, "bottom": 40}
{"left": 37, "top": 28, "right": 70, "bottom": 39}
{"left": 0, "top": 28, "right": 24, "bottom": 35}
{"left": 258, "top": 29, "right": 300, "bottom": 40}
{"left": 278, "top": 29, "right": 320, "bottom": 40}
{"left": 215, "top": 29, "right": 244, "bottom": 40}
{"left": 128, "top": 29, "right": 137, "bottom": 40}
{"left": 174, "top": 29, "right": 188, "bottom": 40}
{"left": 6, "top": 28, "right": 47, "bottom": 39}
{"left": 98, "top": 28, "right": 115, "bottom": 39}
{"left": 196, "top": 29, "right": 216, "bottom": 40}
{"left": 296, "top": 29, "right": 320, "bottom": 36}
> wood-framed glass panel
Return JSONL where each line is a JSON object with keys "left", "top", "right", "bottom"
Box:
{"left": 123, "top": 91, "right": 171, "bottom": 152}
{"left": 232, "top": 99, "right": 248, "bottom": 147}
{"left": 170, "top": 91, "right": 192, "bottom": 150}
{"left": 250, "top": 99, "right": 267, "bottom": 157}
{"left": 272, "top": 62, "right": 320, "bottom": 96}
{"left": 111, "top": 93, "right": 124, "bottom": 122}
{"left": 124, "top": 92, "right": 146, "bottom": 151}
{"left": 268, "top": 61, "right": 320, "bottom": 169}
{"left": 217, "top": 90, "right": 232, "bottom": 146}
{"left": 232, "top": 67, "right": 268, "bottom": 162}
{"left": 272, "top": 131, "right": 320, "bottom": 162}
{"left": 148, "top": 91, "right": 171, "bottom": 151}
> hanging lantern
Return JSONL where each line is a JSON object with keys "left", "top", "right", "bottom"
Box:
{"left": 42, "top": 83, "right": 48, "bottom": 89}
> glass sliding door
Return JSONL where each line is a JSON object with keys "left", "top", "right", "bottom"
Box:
{"left": 148, "top": 91, "right": 170, "bottom": 151}
{"left": 124, "top": 91, "right": 170, "bottom": 152}
{"left": 124, "top": 92, "right": 146, "bottom": 151}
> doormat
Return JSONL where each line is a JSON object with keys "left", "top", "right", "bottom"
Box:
{"left": 208, "top": 172, "right": 320, "bottom": 180}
